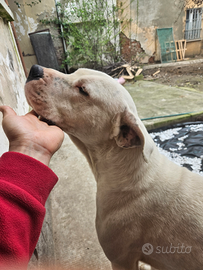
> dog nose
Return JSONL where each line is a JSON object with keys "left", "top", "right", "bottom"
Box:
{"left": 26, "top": 65, "right": 44, "bottom": 83}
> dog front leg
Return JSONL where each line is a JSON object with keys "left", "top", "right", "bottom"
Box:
{"left": 138, "top": 261, "right": 152, "bottom": 270}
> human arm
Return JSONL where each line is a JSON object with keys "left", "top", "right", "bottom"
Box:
{"left": 0, "top": 106, "right": 64, "bottom": 269}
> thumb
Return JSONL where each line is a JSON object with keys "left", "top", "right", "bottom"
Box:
{"left": 0, "top": 106, "right": 17, "bottom": 118}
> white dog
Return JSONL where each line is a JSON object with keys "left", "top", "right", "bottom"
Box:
{"left": 25, "top": 65, "right": 203, "bottom": 270}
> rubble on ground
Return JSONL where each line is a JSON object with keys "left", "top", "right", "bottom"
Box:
{"left": 104, "top": 63, "right": 143, "bottom": 80}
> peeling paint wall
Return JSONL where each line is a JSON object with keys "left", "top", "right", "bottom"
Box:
{"left": 118, "top": 0, "right": 203, "bottom": 62}
{"left": 120, "top": 32, "right": 146, "bottom": 63}
{"left": 7, "top": 0, "right": 64, "bottom": 73}
{"left": 185, "top": 0, "right": 203, "bottom": 9}
{"left": 0, "top": 15, "right": 29, "bottom": 154}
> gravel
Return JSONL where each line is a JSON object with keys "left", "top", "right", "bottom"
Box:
{"left": 150, "top": 123, "right": 203, "bottom": 176}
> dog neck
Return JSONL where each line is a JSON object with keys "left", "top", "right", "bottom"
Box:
{"left": 69, "top": 134, "right": 154, "bottom": 191}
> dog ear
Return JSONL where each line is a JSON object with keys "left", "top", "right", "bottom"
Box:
{"left": 111, "top": 109, "right": 144, "bottom": 149}
{"left": 110, "top": 109, "right": 154, "bottom": 162}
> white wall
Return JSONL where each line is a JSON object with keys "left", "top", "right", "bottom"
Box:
{"left": 0, "top": 12, "right": 29, "bottom": 155}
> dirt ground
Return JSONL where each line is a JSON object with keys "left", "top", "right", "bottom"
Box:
{"left": 143, "top": 60, "right": 203, "bottom": 91}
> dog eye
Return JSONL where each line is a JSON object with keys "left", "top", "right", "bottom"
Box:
{"left": 79, "top": 86, "right": 89, "bottom": 96}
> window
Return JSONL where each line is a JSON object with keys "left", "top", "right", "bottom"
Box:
{"left": 185, "top": 8, "right": 202, "bottom": 40}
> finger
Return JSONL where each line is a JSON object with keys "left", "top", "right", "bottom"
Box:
{"left": 0, "top": 106, "right": 17, "bottom": 118}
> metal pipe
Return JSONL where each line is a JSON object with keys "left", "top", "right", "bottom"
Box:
{"left": 141, "top": 112, "right": 196, "bottom": 121}
{"left": 54, "top": 0, "right": 68, "bottom": 73}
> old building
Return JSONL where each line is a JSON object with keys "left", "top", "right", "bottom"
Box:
{"left": 4, "top": 0, "right": 203, "bottom": 69}
{"left": 119, "top": 0, "right": 203, "bottom": 63}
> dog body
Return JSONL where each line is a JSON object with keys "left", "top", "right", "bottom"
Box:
{"left": 25, "top": 66, "right": 203, "bottom": 270}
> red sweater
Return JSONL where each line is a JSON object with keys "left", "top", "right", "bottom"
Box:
{"left": 0, "top": 152, "right": 58, "bottom": 269}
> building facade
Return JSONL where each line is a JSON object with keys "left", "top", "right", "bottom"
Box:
{"left": 119, "top": 0, "right": 203, "bottom": 63}
{"left": 6, "top": 0, "right": 203, "bottom": 69}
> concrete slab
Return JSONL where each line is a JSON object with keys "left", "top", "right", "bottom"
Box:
{"left": 125, "top": 81, "right": 203, "bottom": 129}
{"left": 50, "top": 135, "right": 111, "bottom": 270}
{"left": 143, "top": 58, "right": 203, "bottom": 70}
{"left": 46, "top": 80, "right": 203, "bottom": 269}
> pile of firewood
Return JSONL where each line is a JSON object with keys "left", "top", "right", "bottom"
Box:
{"left": 104, "top": 63, "right": 143, "bottom": 80}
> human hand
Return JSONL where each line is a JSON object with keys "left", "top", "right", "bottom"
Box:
{"left": 0, "top": 106, "right": 64, "bottom": 166}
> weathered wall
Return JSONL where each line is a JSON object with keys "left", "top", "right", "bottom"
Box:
{"left": 7, "top": 0, "right": 64, "bottom": 73}
{"left": 118, "top": 0, "right": 185, "bottom": 63}
{"left": 0, "top": 4, "right": 28, "bottom": 154}
{"left": 118, "top": 0, "right": 203, "bottom": 63}
{"left": 186, "top": 40, "right": 202, "bottom": 56}
{"left": 185, "top": 0, "right": 203, "bottom": 9}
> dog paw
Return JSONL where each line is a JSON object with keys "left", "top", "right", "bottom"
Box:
{"left": 138, "top": 261, "right": 152, "bottom": 270}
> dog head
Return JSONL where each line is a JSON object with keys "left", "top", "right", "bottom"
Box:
{"left": 25, "top": 65, "right": 153, "bottom": 161}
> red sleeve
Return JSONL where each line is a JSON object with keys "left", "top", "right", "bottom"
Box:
{"left": 0, "top": 152, "right": 58, "bottom": 269}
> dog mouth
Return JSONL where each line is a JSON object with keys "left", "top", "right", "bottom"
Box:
{"left": 39, "top": 116, "right": 57, "bottom": 126}
{"left": 33, "top": 110, "right": 57, "bottom": 126}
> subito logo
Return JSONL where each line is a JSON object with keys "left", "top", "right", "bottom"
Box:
{"left": 142, "top": 243, "right": 154, "bottom": 255}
